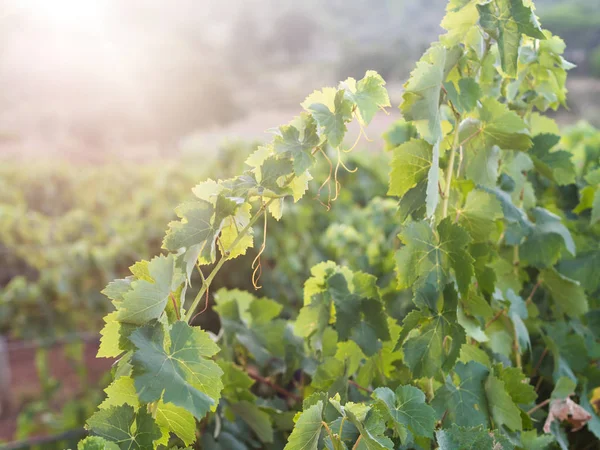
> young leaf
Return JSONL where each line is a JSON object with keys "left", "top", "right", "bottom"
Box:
{"left": 307, "top": 90, "right": 353, "bottom": 148}
{"left": 343, "top": 70, "right": 391, "bottom": 126}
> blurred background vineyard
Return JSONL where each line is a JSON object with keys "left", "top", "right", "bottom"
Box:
{"left": 0, "top": 0, "right": 599, "bottom": 448}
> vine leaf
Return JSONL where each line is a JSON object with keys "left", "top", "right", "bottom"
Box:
{"left": 307, "top": 89, "right": 353, "bottom": 148}
{"left": 400, "top": 285, "right": 466, "bottom": 378}
{"left": 163, "top": 201, "right": 217, "bottom": 257}
{"left": 273, "top": 113, "right": 319, "bottom": 175}
{"left": 155, "top": 401, "right": 197, "bottom": 447}
{"left": 219, "top": 203, "right": 254, "bottom": 260}
{"left": 477, "top": 0, "right": 546, "bottom": 77}
{"left": 436, "top": 424, "right": 512, "bottom": 450}
{"left": 460, "top": 98, "right": 533, "bottom": 153}
{"left": 330, "top": 397, "right": 394, "bottom": 449}
{"left": 401, "top": 44, "right": 449, "bottom": 145}
{"left": 453, "top": 189, "right": 503, "bottom": 242}
{"left": 373, "top": 385, "right": 436, "bottom": 442}
{"left": 444, "top": 77, "right": 482, "bottom": 114}
{"left": 129, "top": 321, "right": 224, "bottom": 420}
{"left": 529, "top": 133, "right": 576, "bottom": 185}
{"left": 283, "top": 400, "right": 323, "bottom": 450}
{"left": 495, "top": 365, "right": 537, "bottom": 405}
{"left": 432, "top": 361, "right": 491, "bottom": 428}
{"left": 117, "top": 254, "right": 175, "bottom": 325}
{"left": 77, "top": 436, "right": 121, "bottom": 450}
{"left": 540, "top": 268, "right": 589, "bottom": 317}
{"left": 441, "top": 0, "right": 480, "bottom": 45}
{"left": 388, "top": 138, "right": 432, "bottom": 198}
{"left": 343, "top": 70, "right": 391, "bottom": 126}
{"left": 485, "top": 374, "right": 523, "bottom": 431}
{"left": 520, "top": 208, "right": 576, "bottom": 268}
{"left": 86, "top": 405, "right": 161, "bottom": 450}
{"left": 295, "top": 267, "right": 389, "bottom": 356}
{"left": 396, "top": 218, "right": 473, "bottom": 299}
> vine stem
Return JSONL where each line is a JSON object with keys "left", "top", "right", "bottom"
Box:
{"left": 441, "top": 114, "right": 461, "bottom": 218}
{"left": 247, "top": 372, "right": 301, "bottom": 401}
{"left": 527, "top": 398, "right": 550, "bottom": 415}
{"left": 513, "top": 319, "right": 522, "bottom": 369}
{"left": 349, "top": 380, "right": 372, "bottom": 394}
{"left": 184, "top": 198, "right": 275, "bottom": 323}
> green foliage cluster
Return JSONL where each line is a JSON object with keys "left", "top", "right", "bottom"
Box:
{"left": 74, "top": 1, "right": 600, "bottom": 449}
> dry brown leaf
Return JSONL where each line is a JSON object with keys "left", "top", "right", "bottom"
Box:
{"left": 543, "top": 397, "right": 592, "bottom": 433}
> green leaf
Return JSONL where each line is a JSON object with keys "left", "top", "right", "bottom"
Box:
{"left": 460, "top": 98, "right": 532, "bottom": 154}
{"left": 383, "top": 119, "right": 418, "bottom": 150}
{"left": 129, "top": 321, "right": 223, "bottom": 419}
{"left": 343, "top": 404, "right": 394, "bottom": 450}
{"left": 327, "top": 273, "right": 362, "bottom": 341}
{"left": 495, "top": 365, "right": 537, "bottom": 405}
{"left": 98, "top": 312, "right": 123, "bottom": 358}
{"left": 259, "top": 155, "right": 294, "bottom": 193}
{"left": 529, "top": 134, "right": 576, "bottom": 185}
{"left": 441, "top": 0, "right": 480, "bottom": 45}
{"left": 396, "top": 218, "right": 473, "bottom": 299}
{"left": 485, "top": 374, "right": 523, "bottom": 431}
{"left": 373, "top": 385, "right": 436, "bottom": 441}
{"left": 308, "top": 90, "right": 353, "bottom": 148}
{"left": 444, "top": 78, "right": 482, "bottom": 114}
{"left": 540, "top": 268, "right": 588, "bottom": 317}
{"left": 99, "top": 376, "right": 139, "bottom": 410}
{"left": 478, "top": 0, "right": 546, "bottom": 77}
{"left": 453, "top": 190, "right": 503, "bottom": 242}
{"left": 163, "top": 201, "right": 216, "bottom": 256}
{"left": 432, "top": 361, "right": 490, "bottom": 428}
{"left": 400, "top": 44, "right": 448, "bottom": 145}
{"left": 558, "top": 251, "right": 600, "bottom": 293}
{"left": 86, "top": 405, "right": 161, "bottom": 450}
{"left": 230, "top": 401, "right": 274, "bottom": 443}
{"left": 388, "top": 139, "right": 432, "bottom": 198}
{"left": 117, "top": 255, "right": 175, "bottom": 325}
{"left": 155, "top": 401, "right": 196, "bottom": 447}
{"left": 78, "top": 436, "right": 120, "bottom": 450}
{"left": 343, "top": 71, "right": 391, "bottom": 125}
{"left": 284, "top": 401, "right": 324, "bottom": 450}
{"left": 520, "top": 208, "right": 576, "bottom": 268}
{"left": 436, "top": 424, "right": 494, "bottom": 449}
{"left": 519, "top": 430, "right": 555, "bottom": 450}
{"left": 274, "top": 114, "right": 319, "bottom": 176}
{"left": 483, "top": 187, "right": 533, "bottom": 245}
{"left": 401, "top": 285, "right": 466, "bottom": 378}
{"left": 464, "top": 144, "right": 500, "bottom": 187}
{"left": 551, "top": 376, "right": 576, "bottom": 399}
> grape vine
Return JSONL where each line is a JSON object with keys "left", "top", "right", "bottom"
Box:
{"left": 78, "top": 1, "right": 600, "bottom": 449}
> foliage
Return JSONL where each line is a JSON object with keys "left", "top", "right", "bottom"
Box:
{"left": 75, "top": 1, "right": 600, "bottom": 449}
